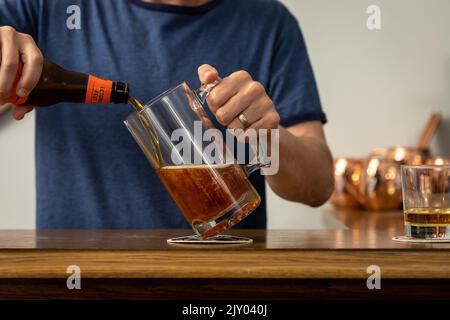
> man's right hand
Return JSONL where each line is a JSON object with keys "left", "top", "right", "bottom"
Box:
{"left": 0, "top": 26, "right": 43, "bottom": 120}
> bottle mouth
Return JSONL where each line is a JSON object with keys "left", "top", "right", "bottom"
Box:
{"left": 111, "top": 82, "right": 130, "bottom": 104}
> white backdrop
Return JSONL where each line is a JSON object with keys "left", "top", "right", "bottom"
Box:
{"left": 0, "top": 0, "right": 449, "bottom": 229}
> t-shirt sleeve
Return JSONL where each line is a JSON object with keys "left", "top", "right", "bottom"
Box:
{"left": 0, "top": 0, "right": 39, "bottom": 37}
{"left": 268, "top": 4, "right": 327, "bottom": 127}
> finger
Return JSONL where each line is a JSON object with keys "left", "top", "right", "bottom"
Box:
{"left": 208, "top": 70, "right": 255, "bottom": 111}
{"left": 226, "top": 96, "right": 271, "bottom": 129}
{"left": 246, "top": 111, "right": 280, "bottom": 131}
{"left": 11, "top": 104, "right": 33, "bottom": 120}
{"left": 197, "top": 64, "right": 220, "bottom": 84}
{"left": 0, "top": 27, "right": 19, "bottom": 103}
{"left": 206, "top": 76, "right": 240, "bottom": 113}
{"left": 16, "top": 33, "right": 43, "bottom": 97}
{"left": 215, "top": 92, "right": 251, "bottom": 126}
{"left": 232, "top": 115, "right": 269, "bottom": 144}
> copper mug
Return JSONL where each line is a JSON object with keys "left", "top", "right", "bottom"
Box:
{"left": 329, "top": 158, "right": 364, "bottom": 209}
{"left": 426, "top": 156, "right": 450, "bottom": 165}
{"left": 331, "top": 146, "right": 430, "bottom": 210}
{"left": 360, "top": 146, "right": 428, "bottom": 210}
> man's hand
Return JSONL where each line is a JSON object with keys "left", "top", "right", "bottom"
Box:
{"left": 197, "top": 64, "right": 280, "bottom": 131}
{"left": 0, "top": 26, "right": 43, "bottom": 120}
{"left": 197, "top": 64, "right": 334, "bottom": 207}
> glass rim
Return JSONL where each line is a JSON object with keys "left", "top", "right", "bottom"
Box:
{"left": 401, "top": 164, "right": 450, "bottom": 169}
{"left": 124, "top": 82, "right": 186, "bottom": 122}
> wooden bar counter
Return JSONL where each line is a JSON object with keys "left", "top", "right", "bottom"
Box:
{"left": 1, "top": 209, "right": 450, "bottom": 299}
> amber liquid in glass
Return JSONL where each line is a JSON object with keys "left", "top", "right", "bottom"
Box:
{"left": 157, "top": 164, "right": 260, "bottom": 238}
{"left": 404, "top": 208, "right": 450, "bottom": 226}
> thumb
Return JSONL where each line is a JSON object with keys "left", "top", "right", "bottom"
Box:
{"left": 11, "top": 105, "right": 33, "bottom": 120}
{"left": 197, "top": 64, "right": 220, "bottom": 84}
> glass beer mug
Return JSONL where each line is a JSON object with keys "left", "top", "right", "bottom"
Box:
{"left": 124, "top": 82, "right": 267, "bottom": 240}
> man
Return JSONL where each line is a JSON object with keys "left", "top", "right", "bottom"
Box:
{"left": 0, "top": 0, "right": 334, "bottom": 229}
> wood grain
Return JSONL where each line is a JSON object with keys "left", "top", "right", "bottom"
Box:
{"left": 1, "top": 210, "right": 450, "bottom": 299}
{"left": 1, "top": 250, "right": 450, "bottom": 279}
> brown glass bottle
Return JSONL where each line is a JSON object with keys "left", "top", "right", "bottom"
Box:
{"left": 9, "top": 59, "right": 129, "bottom": 106}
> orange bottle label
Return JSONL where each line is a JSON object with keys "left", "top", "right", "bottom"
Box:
{"left": 85, "top": 75, "right": 113, "bottom": 104}
{"left": 9, "top": 63, "right": 28, "bottom": 105}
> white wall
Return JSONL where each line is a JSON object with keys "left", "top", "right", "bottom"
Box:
{"left": 268, "top": 0, "right": 450, "bottom": 229}
{"left": 1, "top": 0, "right": 449, "bottom": 229}
{"left": 0, "top": 109, "right": 35, "bottom": 228}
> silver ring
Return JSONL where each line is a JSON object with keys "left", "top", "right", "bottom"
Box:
{"left": 238, "top": 113, "right": 251, "bottom": 128}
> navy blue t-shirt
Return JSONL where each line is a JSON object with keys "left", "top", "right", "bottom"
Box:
{"left": 0, "top": 0, "right": 326, "bottom": 229}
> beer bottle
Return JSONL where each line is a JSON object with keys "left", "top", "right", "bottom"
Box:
{"left": 8, "top": 59, "right": 130, "bottom": 106}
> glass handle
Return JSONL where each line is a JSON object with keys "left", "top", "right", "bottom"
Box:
{"left": 194, "top": 80, "right": 221, "bottom": 104}
{"left": 243, "top": 137, "right": 271, "bottom": 176}
{"left": 244, "top": 164, "right": 261, "bottom": 176}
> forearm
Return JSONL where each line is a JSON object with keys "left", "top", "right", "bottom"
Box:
{"left": 264, "top": 126, "right": 334, "bottom": 206}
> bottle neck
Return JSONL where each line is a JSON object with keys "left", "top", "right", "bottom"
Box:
{"left": 85, "top": 76, "right": 130, "bottom": 104}
{"left": 9, "top": 60, "right": 130, "bottom": 106}
{"left": 85, "top": 75, "right": 128, "bottom": 103}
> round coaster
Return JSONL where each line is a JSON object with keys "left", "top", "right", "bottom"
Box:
{"left": 167, "top": 234, "right": 253, "bottom": 244}
{"left": 392, "top": 235, "right": 450, "bottom": 243}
